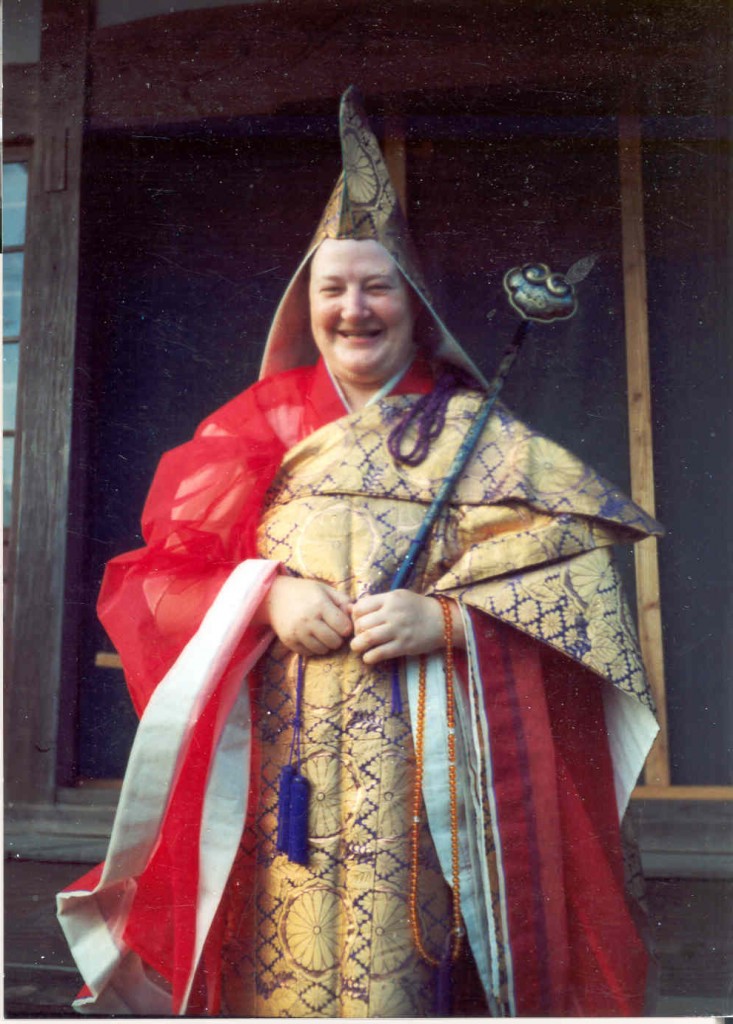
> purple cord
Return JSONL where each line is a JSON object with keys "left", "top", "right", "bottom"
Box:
{"left": 387, "top": 366, "right": 479, "bottom": 468}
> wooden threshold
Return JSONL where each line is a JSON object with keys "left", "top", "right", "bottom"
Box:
{"left": 95, "top": 650, "right": 123, "bottom": 669}
{"left": 632, "top": 785, "right": 733, "bottom": 801}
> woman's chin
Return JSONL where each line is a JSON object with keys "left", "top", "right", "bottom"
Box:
{"left": 335, "top": 356, "right": 390, "bottom": 388}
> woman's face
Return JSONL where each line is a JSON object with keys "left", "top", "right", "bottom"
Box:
{"left": 308, "top": 238, "right": 416, "bottom": 405}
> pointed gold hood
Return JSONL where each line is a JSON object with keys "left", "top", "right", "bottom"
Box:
{"left": 259, "top": 87, "right": 486, "bottom": 386}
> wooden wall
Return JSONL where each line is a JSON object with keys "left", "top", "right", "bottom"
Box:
{"left": 82, "top": 0, "right": 721, "bottom": 128}
{"left": 3, "top": 0, "right": 730, "bottom": 797}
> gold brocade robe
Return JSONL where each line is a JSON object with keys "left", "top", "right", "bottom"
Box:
{"left": 220, "top": 393, "right": 659, "bottom": 1017}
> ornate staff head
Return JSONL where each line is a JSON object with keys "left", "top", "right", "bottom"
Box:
{"left": 503, "top": 262, "right": 578, "bottom": 323}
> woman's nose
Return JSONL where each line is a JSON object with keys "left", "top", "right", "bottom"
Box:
{"left": 341, "top": 287, "right": 368, "bottom": 320}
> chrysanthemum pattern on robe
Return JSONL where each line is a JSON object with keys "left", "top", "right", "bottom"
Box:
{"left": 279, "top": 884, "right": 352, "bottom": 974}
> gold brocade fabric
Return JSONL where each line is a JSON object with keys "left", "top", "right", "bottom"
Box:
{"left": 220, "top": 393, "right": 659, "bottom": 1016}
{"left": 221, "top": 646, "right": 454, "bottom": 1017}
{"left": 261, "top": 392, "right": 659, "bottom": 710}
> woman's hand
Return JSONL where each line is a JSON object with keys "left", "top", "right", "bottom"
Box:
{"left": 350, "top": 591, "right": 466, "bottom": 665}
{"left": 255, "top": 576, "right": 354, "bottom": 656}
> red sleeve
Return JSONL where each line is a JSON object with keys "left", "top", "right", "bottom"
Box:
{"left": 97, "top": 371, "right": 317, "bottom": 714}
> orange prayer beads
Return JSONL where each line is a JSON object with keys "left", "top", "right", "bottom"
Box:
{"left": 407, "top": 596, "right": 463, "bottom": 967}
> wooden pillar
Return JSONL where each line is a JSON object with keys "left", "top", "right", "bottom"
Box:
{"left": 618, "top": 113, "right": 670, "bottom": 787}
{"left": 5, "top": 0, "right": 92, "bottom": 804}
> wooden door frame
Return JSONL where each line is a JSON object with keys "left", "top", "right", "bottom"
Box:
{"left": 4, "top": 0, "right": 93, "bottom": 806}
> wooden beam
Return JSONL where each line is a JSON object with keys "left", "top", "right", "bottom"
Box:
{"left": 4, "top": 0, "right": 92, "bottom": 804}
{"left": 84, "top": 3, "right": 719, "bottom": 130}
{"left": 618, "top": 112, "right": 670, "bottom": 787}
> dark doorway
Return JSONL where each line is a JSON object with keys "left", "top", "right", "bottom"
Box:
{"left": 66, "top": 107, "right": 718, "bottom": 784}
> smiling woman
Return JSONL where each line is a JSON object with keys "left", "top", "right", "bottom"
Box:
{"left": 57, "top": 87, "right": 661, "bottom": 1019}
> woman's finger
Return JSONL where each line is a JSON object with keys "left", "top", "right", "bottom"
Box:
{"left": 351, "top": 593, "right": 385, "bottom": 622}
{"left": 360, "top": 640, "right": 403, "bottom": 665}
{"left": 352, "top": 609, "right": 388, "bottom": 636}
{"left": 309, "top": 616, "right": 347, "bottom": 652}
{"left": 327, "top": 585, "right": 354, "bottom": 613}
{"left": 350, "top": 622, "right": 394, "bottom": 654}
{"left": 321, "top": 597, "right": 354, "bottom": 638}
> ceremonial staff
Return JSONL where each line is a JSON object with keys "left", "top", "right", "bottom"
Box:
{"left": 389, "top": 262, "right": 577, "bottom": 592}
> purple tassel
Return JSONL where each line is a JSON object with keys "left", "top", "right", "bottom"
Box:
{"left": 435, "top": 937, "right": 453, "bottom": 1016}
{"left": 287, "top": 773, "right": 310, "bottom": 865}
{"left": 276, "top": 656, "right": 311, "bottom": 865}
{"left": 390, "top": 661, "right": 403, "bottom": 715}
{"left": 276, "top": 763, "right": 296, "bottom": 853}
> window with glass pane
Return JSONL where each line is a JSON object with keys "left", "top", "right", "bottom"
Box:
{"left": 3, "top": 160, "right": 29, "bottom": 528}
{"left": 3, "top": 252, "right": 25, "bottom": 337}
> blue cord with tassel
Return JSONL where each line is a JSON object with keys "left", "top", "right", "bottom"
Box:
{"left": 276, "top": 655, "right": 310, "bottom": 865}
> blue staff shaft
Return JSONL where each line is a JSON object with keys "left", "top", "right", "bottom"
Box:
{"left": 388, "top": 319, "right": 531, "bottom": 592}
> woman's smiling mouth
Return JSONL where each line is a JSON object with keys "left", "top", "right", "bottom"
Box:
{"left": 338, "top": 328, "right": 383, "bottom": 341}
